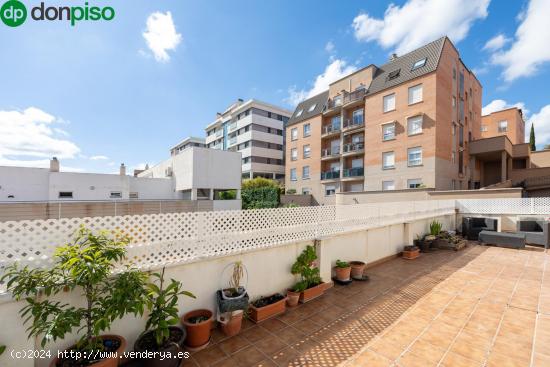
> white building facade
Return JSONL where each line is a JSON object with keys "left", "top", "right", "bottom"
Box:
{"left": 170, "top": 136, "right": 206, "bottom": 156}
{"left": 204, "top": 99, "right": 291, "bottom": 180}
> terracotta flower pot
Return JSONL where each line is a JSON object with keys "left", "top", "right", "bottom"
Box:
{"left": 181, "top": 309, "right": 213, "bottom": 349}
{"left": 220, "top": 310, "right": 243, "bottom": 337}
{"left": 350, "top": 261, "right": 366, "bottom": 278}
{"left": 286, "top": 290, "right": 300, "bottom": 307}
{"left": 49, "top": 335, "right": 126, "bottom": 367}
{"left": 249, "top": 295, "right": 287, "bottom": 323}
{"left": 403, "top": 247, "right": 420, "bottom": 260}
{"left": 300, "top": 282, "right": 325, "bottom": 303}
{"left": 334, "top": 266, "right": 352, "bottom": 281}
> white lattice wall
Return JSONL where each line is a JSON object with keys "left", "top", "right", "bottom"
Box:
{"left": 0, "top": 201, "right": 456, "bottom": 278}
{"left": 456, "top": 198, "right": 550, "bottom": 215}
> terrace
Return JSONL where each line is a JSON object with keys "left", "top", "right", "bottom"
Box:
{"left": 0, "top": 198, "right": 549, "bottom": 366}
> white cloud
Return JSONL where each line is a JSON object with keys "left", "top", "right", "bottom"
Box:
{"left": 90, "top": 155, "right": 109, "bottom": 161}
{"left": 325, "top": 41, "right": 335, "bottom": 53}
{"left": 482, "top": 99, "right": 528, "bottom": 116}
{"left": 490, "top": 0, "right": 550, "bottom": 82}
{"left": 142, "top": 11, "right": 182, "bottom": 62}
{"left": 352, "top": 0, "right": 489, "bottom": 54}
{"left": 529, "top": 105, "right": 550, "bottom": 148}
{"left": 483, "top": 34, "right": 510, "bottom": 52}
{"left": 0, "top": 107, "right": 80, "bottom": 168}
{"left": 285, "top": 59, "right": 357, "bottom": 106}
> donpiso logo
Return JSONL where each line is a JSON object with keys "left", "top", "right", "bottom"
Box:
{"left": 1, "top": 0, "right": 27, "bottom": 27}
{"left": 1, "top": 1, "right": 115, "bottom": 27}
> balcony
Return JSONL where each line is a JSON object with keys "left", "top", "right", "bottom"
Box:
{"left": 342, "top": 142, "right": 364, "bottom": 155}
{"left": 343, "top": 118, "right": 364, "bottom": 133}
{"left": 342, "top": 167, "right": 364, "bottom": 179}
{"left": 215, "top": 130, "right": 223, "bottom": 138}
{"left": 323, "top": 97, "right": 343, "bottom": 117}
{"left": 342, "top": 88, "right": 366, "bottom": 108}
{"left": 321, "top": 124, "right": 341, "bottom": 138}
{"left": 321, "top": 147, "right": 341, "bottom": 160}
{"left": 228, "top": 122, "right": 237, "bottom": 132}
{"left": 228, "top": 136, "right": 237, "bottom": 146}
{"left": 321, "top": 170, "right": 340, "bottom": 181}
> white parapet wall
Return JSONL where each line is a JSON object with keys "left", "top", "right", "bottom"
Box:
{"left": 0, "top": 201, "right": 455, "bottom": 367}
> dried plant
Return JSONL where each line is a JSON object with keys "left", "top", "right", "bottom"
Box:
{"left": 229, "top": 261, "right": 244, "bottom": 290}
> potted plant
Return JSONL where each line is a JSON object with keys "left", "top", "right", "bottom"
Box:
{"left": 350, "top": 261, "right": 366, "bottom": 279}
{"left": 426, "top": 220, "right": 443, "bottom": 251}
{"left": 1, "top": 227, "right": 149, "bottom": 367}
{"left": 249, "top": 293, "right": 287, "bottom": 323}
{"left": 403, "top": 245, "right": 420, "bottom": 260}
{"left": 334, "top": 260, "right": 351, "bottom": 281}
{"left": 134, "top": 268, "right": 195, "bottom": 367}
{"left": 216, "top": 261, "right": 249, "bottom": 336}
{"left": 181, "top": 309, "right": 213, "bottom": 351}
{"left": 286, "top": 283, "right": 303, "bottom": 307}
{"left": 291, "top": 245, "right": 325, "bottom": 303}
{"left": 413, "top": 234, "right": 424, "bottom": 248}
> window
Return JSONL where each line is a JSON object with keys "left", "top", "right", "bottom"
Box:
{"left": 382, "top": 123, "right": 395, "bottom": 141}
{"left": 387, "top": 69, "right": 400, "bottom": 80}
{"left": 308, "top": 104, "right": 316, "bottom": 112}
{"left": 331, "top": 115, "right": 341, "bottom": 129}
{"left": 325, "top": 185, "right": 336, "bottom": 196}
{"left": 408, "top": 84, "right": 423, "bottom": 104}
{"left": 452, "top": 96, "right": 456, "bottom": 108}
{"left": 407, "top": 115, "right": 423, "bottom": 135}
{"left": 303, "top": 123, "right": 311, "bottom": 137}
{"left": 382, "top": 181, "right": 395, "bottom": 191}
{"left": 302, "top": 187, "right": 311, "bottom": 195}
{"left": 291, "top": 127, "right": 298, "bottom": 141}
{"left": 408, "top": 179, "right": 423, "bottom": 189}
{"left": 383, "top": 93, "right": 395, "bottom": 112}
{"left": 295, "top": 109, "right": 303, "bottom": 117}
{"left": 452, "top": 123, "right": 456, "bottom": 136}
{"left": 291, "top": 148, "right": 297, "bottom": 161}
{"left": 303, "top": 145, "right": 311, "bottom": 158}
{"left": 498, "top": 120, "right": 508, "bottom": 133}
{"left": 129, "top": 192, "right": 139, "bottom": 199}
{"left": 411, "top": 58, "right": 427, "bottom": 70}
{"left": 459, "top": 151, "right": 464, "bottom": 174}
{"left": 333, "top": 95, "right": 342, "bottom": 106}
{"left": 453, "top": 67, "right": 456, "bottom": 80}
{"left": 110, "top": 191, "right": 122, "bottom": 199}
{"left": 452, "top": 151, "right": 456, "bottom": 164}
{"left": 302, "top": 166, "right": 310, "bottom": 179}
{"left": 382, "top": 151, "right": 395, "bottom": 169}
{"left": 352, "top": 109, "right": 364, "bottom": 124}
{"left": 290, "top": 168, "right": 297, "bottom": 181}
{"left": 408, "top": 147, "right": 422, "bottom": 166}
{"left": 58, "top": 191, "right": 73, "bottom": 199}
{"left": 481, "top": 125, "right": 488, "bottom": 132}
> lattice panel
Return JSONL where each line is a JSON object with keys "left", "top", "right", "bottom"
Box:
{"left": 457, "top": 198, "right": 550, "bottom": 215}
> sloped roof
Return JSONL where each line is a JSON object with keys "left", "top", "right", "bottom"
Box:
{"left": 287, "top": 91, "right": 329, "bottom": 126}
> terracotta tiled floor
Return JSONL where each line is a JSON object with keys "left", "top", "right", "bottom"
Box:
{"left": 186, "top": 244, "right": 549, "bottom": 367}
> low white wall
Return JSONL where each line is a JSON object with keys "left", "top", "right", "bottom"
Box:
{"left": 212, "top": 200, "right": 242, "bottom": 211}
{"left": 0, "top": 214, "right": 453, "bottom": 367}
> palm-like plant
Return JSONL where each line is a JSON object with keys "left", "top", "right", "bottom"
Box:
{"left": 1, "top": 227, "right": 148, "bottom": 351}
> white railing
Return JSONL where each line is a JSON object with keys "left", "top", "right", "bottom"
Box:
{"left": 456, "top": 198, "right": 550, "bottom": 215}
{"left": 0, "top": 201, "right": 456, "bottom": 276}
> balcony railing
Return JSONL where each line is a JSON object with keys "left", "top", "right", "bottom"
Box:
{"left": 215, "top": 130, "right": 223, "bottom": 138}
{"left": 321, "top": 147, "right": 341, "bottom": 158}
{"left": 343, "top": 88, "right": 366, "bottom": 105}
{"left": 322, "top": 124, "right": 341, "bottom": 135}
{"left": 228, "top": 122, "right": 237, "bottom": 131}
{"left": 343, "top": 142, "right": 364, "bottom": 153}
{"left": 326, "top": 97, "right": 343, "bottom": 110}
{"left": 321, "top": 170, "right": 340, "bottom": 180}
{"left": 228, "top": 137, "right": 237, "bottom": 146}
{"left": 343, "top": 167, "right": 364, "bottom": 178}
{"left": 343, "top": 118, "right": 364, "bottom": 130}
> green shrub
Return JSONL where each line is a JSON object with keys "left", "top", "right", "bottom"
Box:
{"left": 291, "top": 245, "right": 321, "bottom": 290}
{"left": 429, "top": 220, "right": 442, "bottom": 236}
{"left": 286, "top": 189, "right": 297, "bottom": 195}
{"left": 242, "top": 177, "right": 279, "bottom": 190}
{"left": 217, "top": 190, "right": 237, "bottom": 200}
{"left": 242, "top": 186, "right": 279, "bottom": 209}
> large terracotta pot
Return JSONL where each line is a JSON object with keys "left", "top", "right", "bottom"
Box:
{"left": 334, "top": 266, "right": 351, "bottom": 281}
{"left": 49, "top": 335, "right": 126, "bottom": 367}
{"left": 134, "top": 326, "right": 186, "bottom": 367}
{"left": 220, "top": 310, "right": 243, "bottom": 337}
{"left": 300, "top": 283, "right": 325, "bottom": 303}
{"left": 403, "top": 246, "right": 420, "bottom": 260}
{"left": 350, "top": 261, "right": 366, "bottom": 278}
{"left": 249, "top": 296, "right": 287, "bottom": 323}
{"left": 181, "top": 309, "right": 213, "bottom": 350}
{"left": 286, "top": 290, "right": 300, "bottom": 307}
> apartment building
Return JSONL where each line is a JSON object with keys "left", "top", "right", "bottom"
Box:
{"left": 204, "top": 99, "right": 291, "bottom": 180}
{"left": 286, "top": 37, "right": 482, "bottom": 204}
{"left": 170, "top": 136, "right": 206, "bottom": 156}
{"left": 481, "top": 107, "right": 525, "bottom": 145}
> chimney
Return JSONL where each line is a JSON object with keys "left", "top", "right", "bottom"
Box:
{"left": 50, "top": 157, "right": 60, "bottom": 172}
{"left": 119, "top": 163, "right": 126, "bottom": 176}
{"left": 390, "top": 53, "right": 398, "bottom": 61}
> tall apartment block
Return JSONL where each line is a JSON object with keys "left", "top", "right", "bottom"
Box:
{"left": 170, "top": 136, "right": 206, "bottom": 156}
{"left": 205, "top": 99, "right": 291, "bottom": 180}
{"left": 285, "top": 37, "right": 483, "bottom": 204}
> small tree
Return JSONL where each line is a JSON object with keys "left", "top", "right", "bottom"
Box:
{"left": 291, "top": 245, "right": 321, "bottom": 291}
{"left": 1, "top": 227, "right": 149, "bottom": 351}
{"left": 530, "top": 123, "right": 536, "bottom": 151}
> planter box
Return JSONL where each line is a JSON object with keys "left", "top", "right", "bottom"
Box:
{"left": 249, "top": 296, "right": 287, "bottom": 323}
{"left": 216, "top": 290, "right": 249, "bottom": 313}
{"left": 436, "top": 239, "right": 467, "bottom": 251}
{"left": 299, "top": 282, "right": 326, "bottom": 303}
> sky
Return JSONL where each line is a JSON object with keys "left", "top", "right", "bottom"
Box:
{"left": 1, "top": 0, "right": 550, "bottom": 173}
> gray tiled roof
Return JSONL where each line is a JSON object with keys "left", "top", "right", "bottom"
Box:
{"left": 286, "top": 37, "right": 448, "bottom": 127}
{"left": 287, "top": 91, "right": 329, "bottom": 126}
{"left": 366, "top": 37, "right": 446, "bottom": 96}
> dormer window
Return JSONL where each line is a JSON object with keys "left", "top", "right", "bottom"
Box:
{"left": 411, "top": 58, "right": 427, "bottom": 70}
{"left": 308, "top": 104, "right": 316, "bottom": 112}
{"left": 387, "top": 69, "right": 401, "bottom": 81}
{"left": 295, "top": 109, "right": 303, "bottom": 117}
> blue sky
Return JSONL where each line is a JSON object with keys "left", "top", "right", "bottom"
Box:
{"left": 1, "top": 0, "right": 550, "bottom": 173}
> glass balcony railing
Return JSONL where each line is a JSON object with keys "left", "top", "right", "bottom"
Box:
{"left": 343, "top": 142, "right": 364, "bottom": 153}
{"left": 322, "top": 124, "right": 341, "bottom": 135}
{"left": 343, "top": 88, "right": 366, "bottom": 105}
{"left": 343, "top": 118, "right": 364, "bottom": 130}
{"left": 321, "top": 147, "right": 340, "bottom": 158}
{"left": 321, "top": 170, "right": 340, "bottom": 180}
{"left": 343, "top": 167, "right": 364, "bottom": 178}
